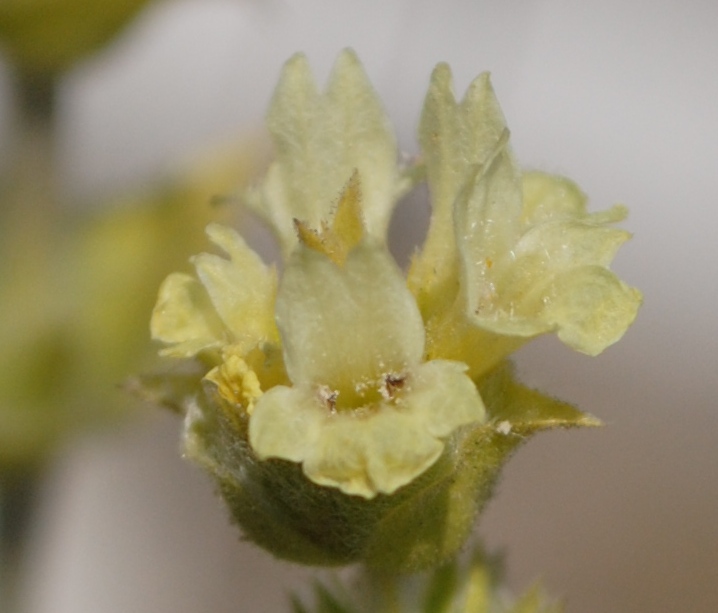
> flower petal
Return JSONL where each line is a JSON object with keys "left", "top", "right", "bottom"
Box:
{"left": 294, "top": 170, "right": 365, "bottom": 266}
{"left": 249, "top": 358, "right": 485, "bottom": 499}
{"left": 276, "top": 239, "right": 425, "bottom": 402}
{"left": 513, "top": 220, "right": 631, "bottom": 270}
{"left": 455, "top": 135, "right": 640, "bottom": 354}
{"left": 410, "top": 68, "right": 518, "bottom": 316}
{"left": 192, "top": 223, "right": 278, "bottom": 352}
{"left": 522, "top": 171, "right": 629, "bottom": 227}
{"left": 402, "top": 359, "right": 486, "bottom": 438}
{"left": 419, "top": 68, "right": 511, "bottom": 229}
{"left": 304, "top": 408, "right": 444, "bottom": 498}
{"left": 454, "top": 137, "right": 525, "bottom": 331}
{"left": 538, "top": 265, "right": 642, "bottom": 355}
{"left": 521, "top": 171, "right": 588, "bottom": 224}
{"left": 248, "top": 380, "right": 444, "bottom": 499}
{"left": 150, "top": 272, "right": 224, "bottom": 357}
{"left": 249, "top": 385, "right": 323, "bottom": 462}
{"left": 491, "top": 219, "right": 632, "bottom": 313}
{"left": 318, "top": 360, "right": 485, "bottom": 497}
{"left": 454, "top": 132, "right": 523, "bottom": 279}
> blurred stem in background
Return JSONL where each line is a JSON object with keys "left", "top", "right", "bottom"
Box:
{"left": 0, "top": 63, "right": 58, "bottom": 613}
{"left": 0, "top": 470, "right": 42, "bottom": 613}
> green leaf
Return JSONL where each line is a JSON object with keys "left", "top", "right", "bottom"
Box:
{"left": 509, "top": 584, "right": 564, "bottom": 613}
{"left": 421, "top": 561, "right": 458, "bottom": 613}
{"left": 124, "top": 365, "right": 205, "bottom": 415}
{"left": 480, "top": 362, "right": 602, "bottom": 434}
{"left": 314, "top": 583, "right": 355, "bottom": 613}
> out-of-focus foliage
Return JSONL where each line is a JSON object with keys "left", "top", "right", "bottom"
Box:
{"left": 0, "top": 0, "right": 154, "bottom": 75}
{"left": 292, "top": 546, "right": 563, "bottom": 613}
{"left": 0, "top": 143, "right": 257, "bottom": 468}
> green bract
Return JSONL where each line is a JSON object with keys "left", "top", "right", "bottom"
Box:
{"left": 149, "top": 49, "right": 640, "bottom": 570}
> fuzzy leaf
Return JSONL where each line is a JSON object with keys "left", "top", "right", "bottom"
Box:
{"left": 481, "top": 362, "right": 601, "bottom": 434}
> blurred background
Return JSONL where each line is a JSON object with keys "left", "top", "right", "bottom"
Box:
{"left": 0, "top": 1, "right": 716, "bottom": 612}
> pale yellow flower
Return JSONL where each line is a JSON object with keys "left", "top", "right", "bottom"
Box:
{"left": 410, "top": 66, "right": 641, "bottom": 378}
{"left": 249, "top": 234, "right": 483, "bottom": 498}
{"left": 149, "top": 49, "right": 639, "bottom": 569}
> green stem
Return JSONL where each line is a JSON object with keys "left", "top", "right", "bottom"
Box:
{"left": 0, "top": 470, "right": 42, "bottom": 613}
{"left": 0, "top": 66, "right": 59, "bottom": 613}
{"left": 15, "top": 70, "right": 57, "bottom": 127}
{"left": 2, "top": 67, "right": 59, "bottom": 247}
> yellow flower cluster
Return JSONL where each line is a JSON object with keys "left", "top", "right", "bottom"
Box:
{"left": 150, "top": 50, "right": 640, "bottom": 569}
